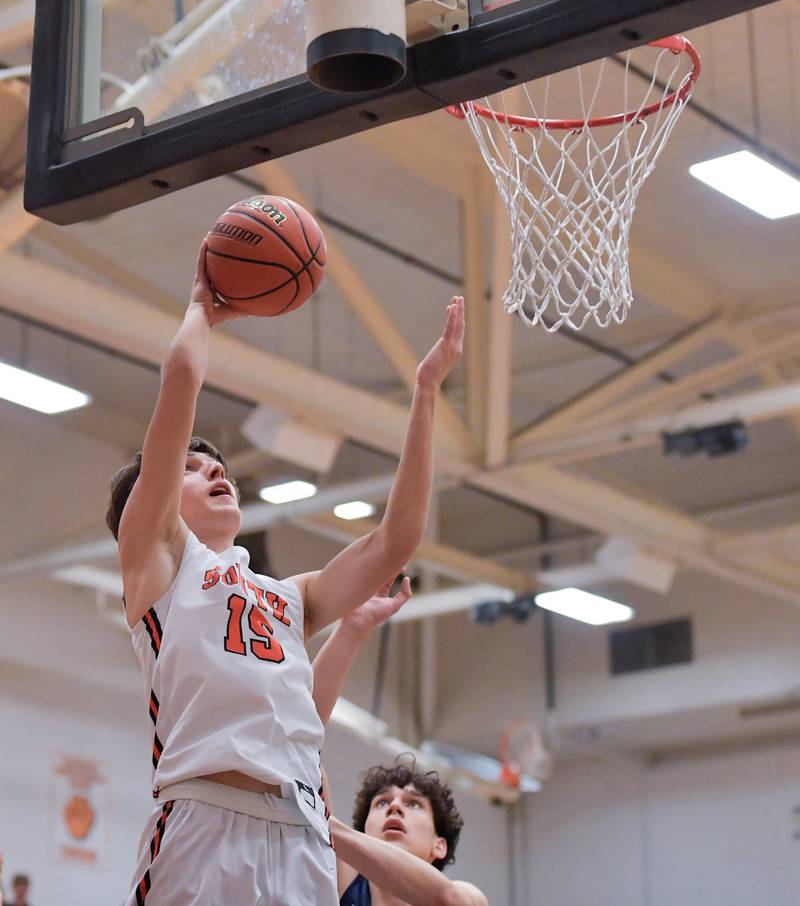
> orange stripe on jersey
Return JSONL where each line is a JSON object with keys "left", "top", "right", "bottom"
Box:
{"left": 142, "top": 608, "right": 163, "bottom": 658}
{"left": 149, "top": 800, "right": 174, "bottom": 860}
{"left": 152, "top": 732, "right": 163, "bottom": 770}
{"left": 135, "top": 801, "right": 174, "bottom": 905}
{"left": 148, "top": 690, "right": 159, "bottom": 725}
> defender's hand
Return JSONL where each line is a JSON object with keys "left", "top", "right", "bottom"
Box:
{"left": 416, "top": 296, "right": 465, "bottom": 390}
{"left": 342, "top": 576, "right": 412, "bottom": 637}
{"left": 189, "top": 239, "right": 248, "bottom": 327}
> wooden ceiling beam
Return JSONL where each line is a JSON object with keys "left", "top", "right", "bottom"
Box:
{"left": 581, "top": 328, "right": 800, "bottom": 430}
{"left": 296, "top": 511, "right": 532, "bottom": 594}
{"left": 461, "top": 166, "right": 488, "bottom": 451}
{"left": 354, "top": 119, "right": 471, "bottom": 198}
{"left": 254, "top": 161, "right": 473, "bottom": 455}
{"left": 512, "top": 314, "right": 727, "bottom": 452}
{"left": 0, "top": 250, "right": 473, "bottom": 475}
{"left": 484, "top": 168, "right": 512, "bottom": 467}
{"left": 471, "top": 464, "right": 800, "bottom": 607}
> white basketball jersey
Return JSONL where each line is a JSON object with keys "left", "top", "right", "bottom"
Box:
{"left": 127, "top": 531, "right": 328, "bottom": 839}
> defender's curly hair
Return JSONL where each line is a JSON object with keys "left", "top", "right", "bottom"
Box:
{"left": 105, "top": 436, "right": 236, "bottom": 540}
{"left": 351, "top": 758, "right": 464, "bottom": 871}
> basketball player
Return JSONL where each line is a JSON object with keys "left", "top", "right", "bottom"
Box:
{"left": 312, "top": 583, "right": 488, "bottom": 906}
{"left": 106, "top": 240, "right": 465, "bottom": 906}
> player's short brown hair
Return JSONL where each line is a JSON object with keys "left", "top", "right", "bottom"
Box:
{"left": 105, "top": 437, "right": 234, "bottom": 540}
{"left": 351, "top": 758, "right": 464, "bottom": 871}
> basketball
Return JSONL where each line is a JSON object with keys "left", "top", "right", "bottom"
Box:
{"left": 205, "top": 195, "right": 327, "bottom": 316}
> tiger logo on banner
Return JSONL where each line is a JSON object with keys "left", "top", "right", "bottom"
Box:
{"left": 50, "top": 753, "right": 109, "bottom": 867}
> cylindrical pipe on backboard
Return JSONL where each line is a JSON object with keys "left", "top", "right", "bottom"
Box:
{"left": 306, "top": 0, "right": 407, "bottom": 92}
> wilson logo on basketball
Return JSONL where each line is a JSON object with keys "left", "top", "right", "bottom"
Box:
{"left": 210, "top": 222, "right": 263, "bottom": 246}
{"left": 238, "top": 196, "right": 288, "bottom": 225}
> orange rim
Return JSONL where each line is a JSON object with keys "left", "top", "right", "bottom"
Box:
{"left": 446, "top": 35, "right": 701, "bottom": 131}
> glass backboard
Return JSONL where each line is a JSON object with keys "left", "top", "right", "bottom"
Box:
{"left": 26, "top": 0, "right": 777, "bottom": 224}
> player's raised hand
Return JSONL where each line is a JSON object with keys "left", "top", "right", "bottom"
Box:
{"left": 416, "top": 295, "right": 465, "bottom": 390}
{"left": 190, "top": 239, "right": 249, "bottom": 327}
{"left": 342, "top": 576, "right": 413, "bottom": 637}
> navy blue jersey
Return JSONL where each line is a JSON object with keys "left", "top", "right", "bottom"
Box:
{"left": 340, "top": 874, "right": 371, "bottom": 906}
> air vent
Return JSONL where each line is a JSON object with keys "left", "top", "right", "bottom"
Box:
{"left": 609, "top": 618, "right": 692, "bottom": 675}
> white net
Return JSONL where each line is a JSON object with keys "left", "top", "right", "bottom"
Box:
{"left": 458, "top": 40, "right": 699, "bottom": 332}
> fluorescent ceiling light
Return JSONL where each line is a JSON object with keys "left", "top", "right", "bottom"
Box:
{"left": 54, "top": 565, "right": 123, "bottom": 597}
{"left": 689, "top": 150, "right": 800, "bottom": 219}
{"left": 333, "top": 500, "right": 376, "bottom": 520}
{"left": 0, "top": 361, "right": 91, "bottom": 414}
{"left": 535, "top": 587, "right": 634, "bottom": 626}
{"left": 258, "top": 479, "right": 317, "bottom": 504}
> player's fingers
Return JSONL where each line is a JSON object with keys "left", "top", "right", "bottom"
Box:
{"left": 196, "top": 238, "right": 209, "bottom": 278}
{"left": 393, "top": 576, "right": 412, "bottom": 606}
{"left": 453, "top": 298, "right": 466, "bottom": 347}
{"left": 449, "top": 297, "right": 463, "bottom": 327}
{"left": 449, "top": 296, "right": 464, "bottom": 336}
{"left": 442, "top": 301, "right": 457, "bottom": 341}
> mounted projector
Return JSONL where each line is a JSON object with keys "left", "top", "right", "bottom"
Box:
{"left": 472, "top": 594, "right": 537, "bottom": 625}
{"left": 662, "top": 419, "right": 748, "bottom": 458}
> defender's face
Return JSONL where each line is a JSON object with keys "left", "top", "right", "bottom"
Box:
{"left": 364, "top": 784, "right": 447, "bottom": 866}
{"left": 180, "top": 452, "right": 241, "bottom": 536}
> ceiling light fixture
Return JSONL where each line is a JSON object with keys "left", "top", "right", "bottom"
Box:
{"left": 333, "top": 500, "right": 376, "bottom": 520}
{"left": 258, "top": 479, "right": 318, "bottom": 504}
{"left": 0, "top": 361, "right": 91, "bottom": 414}
{"left": 535, "top": 587, "right": 634, "bottom": 626}
{"left": 689, "top": 150, "right": 800, "bottom": 219}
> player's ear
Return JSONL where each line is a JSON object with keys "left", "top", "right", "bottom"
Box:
{"left": 432, "top": 836, "right": 448, "bottom": 862}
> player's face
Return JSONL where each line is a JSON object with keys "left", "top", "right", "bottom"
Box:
{"left": 364, "top": 784, "right": 447, "bottom": 866}
{"left": 180, "top": 452, "right": 241, "bottom": 538}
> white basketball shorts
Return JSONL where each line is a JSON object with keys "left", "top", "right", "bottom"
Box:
{"left": 125, "top": 779, "right": 338, "bottom": 906}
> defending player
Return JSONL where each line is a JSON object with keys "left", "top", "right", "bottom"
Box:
{"left": 312, "top": 583, "right": 488, "bottom": 906}
{"left": 105, "top": 240, "right": 465, "bottom": 906}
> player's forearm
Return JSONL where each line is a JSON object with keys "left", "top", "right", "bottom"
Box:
{"left": 163, "top": 303, "right": 211, "bottom": 387}
{"left": 330, "top": 817, "right": 459, "bottom": 906}
{"left": 379, "top": 381, "right": 437, "bottom": 562}
{"left": 312, "top": 619, "right": 370, "bottom": 725}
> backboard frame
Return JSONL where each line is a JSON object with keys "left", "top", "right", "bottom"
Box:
{"left": 25, "top": 0, "right": 778, "bottom": 225}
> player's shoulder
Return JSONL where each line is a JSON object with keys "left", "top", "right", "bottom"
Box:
{"left": 452, "top": 880, "right": 489, "bottom": 906}
{"left": 120, "top": 521, "right": 194, "bottom": 628}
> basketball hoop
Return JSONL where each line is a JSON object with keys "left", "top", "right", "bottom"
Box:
{"left": 447, "top": 36, "right": 701, "bottom": 332}
{"left": 498, "top": 718, "right": 552, "bottom": 791}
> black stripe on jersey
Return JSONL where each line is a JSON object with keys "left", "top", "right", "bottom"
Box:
{"left": 148, "top": 690, "right": 159, "bottom": 725}
{"left": 136, "top": 801, "right": 173, "bottom": 905}
{"left": 152, "top": 731, "right": 164, "bottom": 769}
{"left": 149, "top": 801, "right": 174, "bottom": 860}
{"left": 135, "top": 872, "right": 150, "bottom": 906}
{"left": 142, "top": 608, "right": 163, "bottom": 658}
